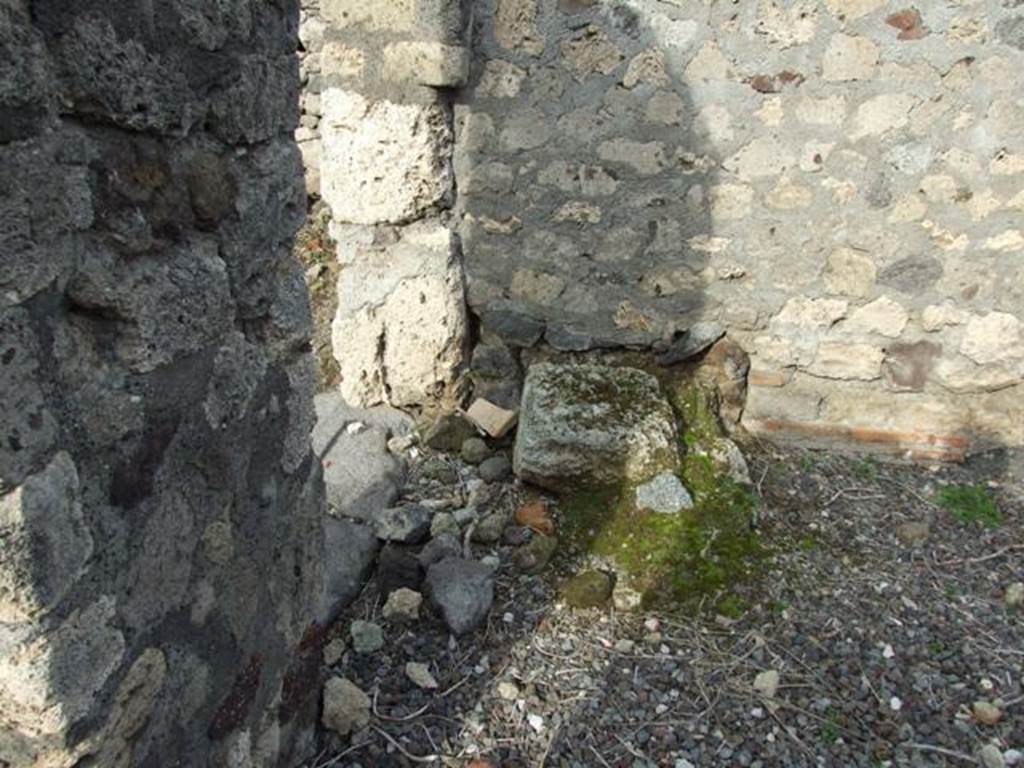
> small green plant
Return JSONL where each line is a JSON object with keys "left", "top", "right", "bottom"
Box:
{"left": 799, "top": 453, "right": 817, "bottom": 473}
{"left": 821, "top": 708, "right": 841, "bottom": 745}
{"left": 853, "top": 457, "right": 879, "bottom": 482}
{"left": 935, "top": 484, "right": 1002, "bottom": 528}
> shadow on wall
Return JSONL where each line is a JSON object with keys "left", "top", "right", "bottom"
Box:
{"left": 1, "top": 2, "right": 324, "bottom": 766}
{"left": 452, "top": 0, "right": 1024, "bottom": 461}
{"left": 456, "top": 0, "right": 720, "bottom": 356}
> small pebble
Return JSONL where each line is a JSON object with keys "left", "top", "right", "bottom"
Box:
{"left": 1006, "top": 582, "right": 1024, "bottom": 609}
{"left": 405, "top": 662, "right": 438, "bottom": 690}
{"left": 980, "top": 743, "right": 1007, "bottom": 768}
{"left": 973, "top": 700, "right": 1004, "bottom": 726}
{"left": 350, "top": 620, "right": 384, "bottom": 655}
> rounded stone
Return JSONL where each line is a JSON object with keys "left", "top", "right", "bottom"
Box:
{"left": 478, "top": 454, "right": 512, "bottom": 482}
{"left": 461, "top": 437, "right": 492, "bottom": 465}
{"left": 560, "top": 570, "right": 615, "bottom": 609}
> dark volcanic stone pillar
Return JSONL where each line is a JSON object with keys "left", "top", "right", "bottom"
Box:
{"left": 0, "top": 2, "right": 325, "bottom": 765}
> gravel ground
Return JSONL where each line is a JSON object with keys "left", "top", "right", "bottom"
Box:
{"left": 304, "top": 444, "right": 1024, "bottom": 768}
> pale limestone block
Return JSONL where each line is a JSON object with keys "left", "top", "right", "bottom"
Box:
{"left": 850, "top": 93, "right": 919, "bottom": 140}
{"left": 766, "top": 177, "right": 813, "bottom": 209}
{"left": 495, "top": 0, "right": 544, "bottom": 56}
{"left": 823, "top": 247, "right": 876, "bottom": 296}
{"left": 806, "top": 342, "right": 884, "bottom": 380}
{"left": 684, "top": 41, "right": 732, "bottom": 82}
{"left": 983, "top": 230, "right": 1024, "bottom": 251}
{"left": 755, "top": 0, "right": 819, "bottom": 48}
{"left": 622, "top": 50, "right": 670, "bottom": 88}
{"left": 709, "top": 184, "right": 754, "bottom": 220}
{"left": 321, "top": 90, "right": 452, "bottom": 225}
{"left": 919, "top": 174, "right": 959, "bottom": 204}
{"left": 645, "top": 91, "right": 684, "bottom": 125}
{"left": 796, "top": 95, "right": 847, "bottom": 126}
{"left": 960, "top": 312, "right": 1024, "bottom": 367}
{"left": 724, "top": 137, "right": 795, "bottom": 180}
{"left": 921, "top": 302, "right": 968, "bottom": 332}
{"left": 966, "top": 190, "right": 1002, "bottom": 221}
{"left": 477, "top": 59, "right": 527, "bottom": 98}
{"left": 561, "top": 26, "right": 623, "bottom": 80}
{"left": 992, "top": 151, "right": 1024, "bottom": 175}
{"left": 841, "top": 297, "right": 909, "bottom": 338}
{"left": 888, "top": 194, "right": 927, "bottom": 223}
{"left": 754, "top": 96, "right": 784, "bottom": 126}
{"left": 697, "top": 104, "right": 735, "bottom": 147}
{"left": 322, "top": 0, "right": 415, "bottom": 31}
{"left": 934, "top": 356, "right": 1019, "bottom": 393}
{"left": 822, "top": 34, "right": 878, "bottom": 81}
{"left": 553, "top": 201, "right": 602, "bottom": 224}
{"left": 383, "top": 42, "right": 469, "bottom": 87}
{"left": 800, "top": 140, "right": 836, "bottom": 173}
{"left": 331, "top": 222, "right": 467, "bottom": 408}
{"left": 321, "top": 41, "right": 365, "bottom": 78}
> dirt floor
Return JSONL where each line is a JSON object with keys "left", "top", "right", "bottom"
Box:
{"left": 304, "top": 442, "right": 1023, "bottom": 768}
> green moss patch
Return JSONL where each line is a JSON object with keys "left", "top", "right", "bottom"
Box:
{"left": 935, "top": 484, "right": 1002, "bottom": 528}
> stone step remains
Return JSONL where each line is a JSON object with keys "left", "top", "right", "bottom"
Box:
{"left": 513, "top": 363, "right": 680, "bottom": 490}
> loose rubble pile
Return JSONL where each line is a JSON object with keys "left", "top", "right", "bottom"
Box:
{"left": 307, "top": 357, "right": 1022, "bottom": 767}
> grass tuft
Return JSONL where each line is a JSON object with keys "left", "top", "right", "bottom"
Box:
{"left": 934, "top": 484, "right": 1001, "bottom": 528}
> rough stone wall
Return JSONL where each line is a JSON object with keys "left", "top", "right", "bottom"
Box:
{"left": 1, "top": 3, "right": 324, "bottom": 766}
{"left": 299, "top": 1, "right": 326, "bottom": 199}
{"left": 317, "top": 0, "right": 471, "bottom": 409}
{"left": 453, "top": 0, "right": 1024, "bottom": 459}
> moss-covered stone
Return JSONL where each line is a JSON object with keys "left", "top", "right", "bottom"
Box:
{"left": 514, "top": 363, "right": 680, "bottom": 490}
{"left": 560, "top": 570, "right": 614, "bottom": 608}
{"left": 555, "top": 378, "right": 766, "bottom": 615}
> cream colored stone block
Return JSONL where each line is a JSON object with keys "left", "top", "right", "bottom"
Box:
{"left": 850, "top": 93, "right": 918, "bottom": 140}
{"left": 710, "top": 184, "right": 754, "bottom": 220}
{"left": 822, "top": 34, "right": 878, "bottom": 81}
{"left": 724, "top": 137, "right": 795, "bottom": 180}
{"left": 796, "top": 95, "right": 847, "bottom": 126}
{"left": 495, "top": 0, "right": 544, "bottom": 56}
{"left": 960, "top": 312, "right": 1024, "bottom": 367}
{"left": 321, "top": 90, "right": 453, "bottom": 225}
{"left": 322, "top": 0, "right": 415, "bottom": 31}
{"left": 841, "top": 297, "right": 909, "bottom": 338}
{"left": 478, "top": 59, "right": 527, "bottom": 98}
{"left": 824, "top": 247, "right": 876, "bottom": 297}
{"left": 806, "top": 342, "right": 884, "bottom": 380}
{"left": 623, "top": 50, "right": 670, "bottom": 89}
{"left": 331, "top": 222, "right": 467, "bottom": 408}
{"left": 684, "top": 42, "right": 732, "bottom": 81}
{"left": 383, "top": 42, "right": 470, "bottom": 88}
{"left": 766, "top": 177, "right": 813, "bottom": 209}
{"left": 321, "top": 41, "right": 366, "bottom": 78}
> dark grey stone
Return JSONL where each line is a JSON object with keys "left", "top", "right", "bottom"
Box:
{"left": 655, "top": 322, "right": 726, "bottom": 366}
{"left": 878, "top": 256, "right": 944, "bottom": 293}
{"left": 313, "top": 392, "right": 412, "bottom": 521}
{"left": 318, "top": 518, "right": 379, "bottom": 624}
{"left": 378, "top": 546, "right": 424, "bottom": 597}
{"left": 374, "top": 505, "right": 432, "bottom": 544}
{"left": 418, "top": 533, "right": 463, "bottom": 568}
{"left": 996, "top": 15, "right": 1024, "bottom": 49}
{"left": 425, "top": 558, "right": 495, "bottom": 635}
{"left": 479, "top": 310, "right": 545, "bottom": 348}
{"left": 479, "top": 455, "right": 512, "bottom": 482}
